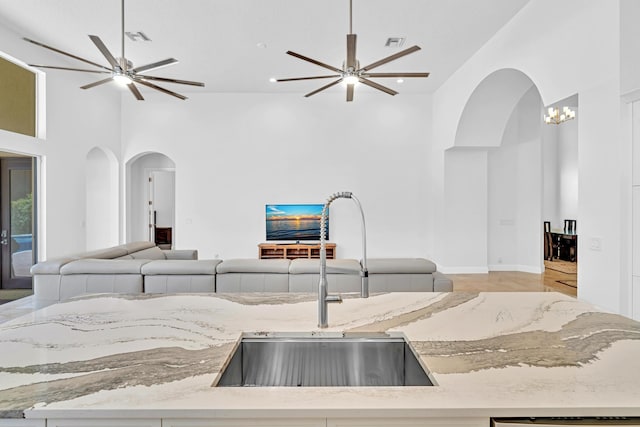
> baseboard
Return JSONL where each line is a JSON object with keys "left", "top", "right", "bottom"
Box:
{"left": 440, "top": 265, "right": 542, "bottom": 274}
{"left": 489, "top": 264, "right": 542, "bottom": 274}
{"left": 438, "top": 266, "right": 489, "bottom": 274}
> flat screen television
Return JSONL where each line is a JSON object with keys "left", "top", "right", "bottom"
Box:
{"left": 265, "top": 204, "right": 328, "bottom": 241}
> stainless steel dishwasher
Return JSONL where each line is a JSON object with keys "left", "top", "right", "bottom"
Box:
{"left": 492, "top": 418, "right": 640, "bottom": 427}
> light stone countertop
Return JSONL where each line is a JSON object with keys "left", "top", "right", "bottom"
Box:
{"left": 0, "top": 292, "right": 639, "bottom": 420}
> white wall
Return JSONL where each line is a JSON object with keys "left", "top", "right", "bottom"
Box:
{"left": 541, "top": 105, "right": 579, "bottom": 232}
{"left": 632, "top": 102, "right": 640, "bottom": 320}
{"left": 0, "top": 21, "right": 122, "bottom": 259}
{"left": 432, "top": 0, "right": 625, "bottom": 314}
{"left": 621, "top": 0, "right": 640, "bottom": 96}
{"left": 557, "top": 115, "right": 579, "bottom": 226}
{"left": 86, "top": 147, "right": 119, "bottom": 250}
{"left": 488, "top": 87, "right": 543, "bottom": 273}
{"left": 542, "top": 116, "right": 559, "bottom": 227}
{"left": 121, "top": 92, "right": 432, "bottom": 260}
{"left": 442, "top": 149, "right": 488, "bottom": 272}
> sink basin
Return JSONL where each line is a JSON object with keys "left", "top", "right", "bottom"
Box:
{"left": 215, "top": 335, "right": 434, "bottom": 387}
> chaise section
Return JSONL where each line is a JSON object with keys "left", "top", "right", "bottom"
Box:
{"left": 367, "top": 258, "right": 439, "bottom": 292}
{"left": 142, "top": 259, "right": 221, "bottom": 293}
{"left": 58, "top": 259, "right": 150, "bottom": 300}
{"left": 289, "top": 259, "right": 362, "bottom": 293}
{"left": 31, "top": 241, "right": 201, "bottom": 301}
{"left": 216, "top": 259, "right": 290, "bottom": 292}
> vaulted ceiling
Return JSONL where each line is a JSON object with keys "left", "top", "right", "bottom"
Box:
{"left": 0, "top": 0, "right": 530, "bottom": 97}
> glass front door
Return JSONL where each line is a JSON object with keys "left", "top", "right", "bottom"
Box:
{"left": 1, "top": 158, "right": 34, "bottom": 289}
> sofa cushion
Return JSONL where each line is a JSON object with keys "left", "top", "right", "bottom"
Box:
{"left": 366, "top": 258, "right": 437, "bottom": 274}
{"left": 122, "top": 241, "right": 156, "bottom": 254}
{"left": 30, "top": 258, "right": 76, "bottom": 275}
{"left": 142, "top": 259, "right": 222, "bottom": 275}
{"left": 75, "top": 246, "right": 128, "bottom": 260}
{"left": 130, "top": 246, "right": 166, "bottom": 260}
{"left": 163, "top": 249, "right": 198, "bottom": 260}
{"left": 289, "top": 258, "right": 361, "bottom": 274}
{"left": 216, "top": 259, "right": 290, "bottom": 274}
{"left": 60, "top": 259, "right": 150, "bottom": 275}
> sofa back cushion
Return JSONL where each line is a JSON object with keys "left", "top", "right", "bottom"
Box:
{"left": 122, "top": 241, "right": 156, "bottom": 254}
{"left": 77, "top": 246, "right": 128, "bottom": 259}
{"left": 60, "top": 259, "right": 150, "bottom": 275}
{"left": 129, "top": 246, "right": 167, "bottom": 260}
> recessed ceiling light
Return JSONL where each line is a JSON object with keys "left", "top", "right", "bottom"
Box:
{"left": 257, "top": 42, "right": 268, "bottom": 48}
{"left": 269, "top": 77, "right": 277, "bottom": 83}
{"left": 397, "top": 79, "right": 404, "bottom": 84}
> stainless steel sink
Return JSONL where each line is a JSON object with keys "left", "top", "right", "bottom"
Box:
{"left": 215, "top": 335, "right": 434, "bottom": 387}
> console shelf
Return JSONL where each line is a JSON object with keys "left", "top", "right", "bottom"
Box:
{"left": 258, "top": 243, "right": 336, "bottom": 260}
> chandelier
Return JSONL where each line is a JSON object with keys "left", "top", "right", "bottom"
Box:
{"left": 544, "top": 106, "right": 575, "bottom": 125}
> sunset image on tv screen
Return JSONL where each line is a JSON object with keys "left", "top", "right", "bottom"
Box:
{"left": 265, "top": 204, "right": 328, "bottom": 241}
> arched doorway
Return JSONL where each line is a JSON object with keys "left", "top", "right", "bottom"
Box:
{"left": 445, "top": 68, "right": 577, "bottom": 275}
{"left": 126, "top": 152, "right": 175, "bottom": 247}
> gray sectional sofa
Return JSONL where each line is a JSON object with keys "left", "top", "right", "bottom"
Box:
{"left": 31, "top": 241, "right": 453, "bottom": 301}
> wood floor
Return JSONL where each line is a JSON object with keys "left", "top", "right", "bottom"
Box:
{"left": 449, "top": 267, "right": 577, "bottom": 297}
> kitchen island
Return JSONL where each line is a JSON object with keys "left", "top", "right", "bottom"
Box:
{"left": 0, "top": 292, "right": 639, "bottom": 426}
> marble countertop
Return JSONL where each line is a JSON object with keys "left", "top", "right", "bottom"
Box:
{"left": 1, "top": 292, "right": 639, "bottom": 419}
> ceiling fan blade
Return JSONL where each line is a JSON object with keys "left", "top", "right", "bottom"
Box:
{"left": 365, "top": 72, "right": 430, "bottom": 78}
{"left": 358, "top": 77, "right": 398, "bottom": 96}
{"left": 286, "top": 51, "right": 343, "bottom": 74}
{"left": 346, "top": 34, "right": 357, "bottom": 69}
{"left": 277, "top": 75, "right": 341, "bottom": 82}
{"left": 80, "top": 77, "right": 114, "bottom": 90}
{"left": 304, "top": 78, "right": 343, "bottom": 97}
{"left": 132, "top": 58, "right": 178, "bottom": 74}
{"left": 360, "top": 45, "right": 422, "bottom": 72}
{"left": 127, "top": 82, "right": 144, "bottom": 101}
{"left": 137, "top": 75, "right": 204, "bottom": 87}
{"left": 89, "top": 35, "right": 120, "bottom": 69}
{"left": 28, "top": 65, "right": 111, "bottom": 74}
{"left": 23, "top": 37, "right": 112, "bottom": 71}
{"left": 135, "top": 79, "right": 188, "bottom": 100}
{"left": 346, "top": 83, "right": 354, "bottom": 102}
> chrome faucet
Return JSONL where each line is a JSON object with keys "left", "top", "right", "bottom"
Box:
{"left": 319, "top": 191, "right": 369, "bottom": 328}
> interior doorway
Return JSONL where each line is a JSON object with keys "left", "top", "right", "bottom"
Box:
{"left": 148, "top": 170, "right": 175, "bottom": 249}
{"left": 126, "top": 152, "right": 175, "bottom": 246}
{"left": 0, "top": 157, "right": 35, "bottom": 289}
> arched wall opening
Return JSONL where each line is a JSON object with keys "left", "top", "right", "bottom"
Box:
{"left": 126, "top": 152, "right": 175, "bottom": 246}
{"left": 443, "top": 68, "right": 578, "bottom": 276}
{"left": 86, "top": 147, "right": 119, "bottom": 251}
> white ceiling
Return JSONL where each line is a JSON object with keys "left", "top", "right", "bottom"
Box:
{"left": 0, "top": 0, "right": 530, "bottom": 97}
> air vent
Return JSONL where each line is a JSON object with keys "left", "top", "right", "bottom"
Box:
{"left": 385, "top": 37, "right": 405, "bottom": 48}
{"left": 125, "top": 31, "right": 151, "bottom": 42}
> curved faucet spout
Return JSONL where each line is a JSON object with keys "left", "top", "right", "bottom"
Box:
{"left": 319, "top": 191, "right": 369, "bottom": 328}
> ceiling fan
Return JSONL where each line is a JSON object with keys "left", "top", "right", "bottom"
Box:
{"left": 23, "top": 0, "right": 204, "bottom": 101}
{"left": 276, "top": 0, "right": 430, "bottom": 102}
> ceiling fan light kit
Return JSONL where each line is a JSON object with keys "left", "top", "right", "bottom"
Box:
{"left": 276, "top": 0, "right": 430, "bottom": 102}
{"left": 23, "top": 0, "right": 204, "bottom": 101}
